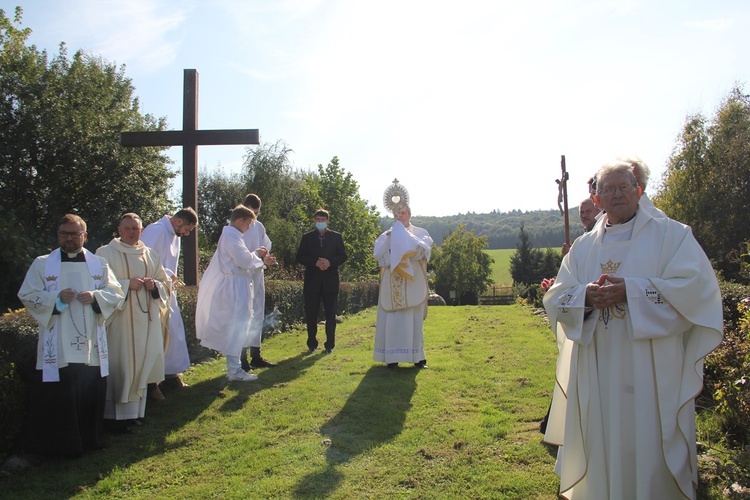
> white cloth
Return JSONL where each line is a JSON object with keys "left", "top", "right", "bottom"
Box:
{"left": 96, "top": 239, "right": 169, "bottom": 420}
{"left": 141, "top": 215, "right": 191, "bottom": 374}
{"left": 242, "top": 220, "right": 272, "bottom": 348}
{"left": 18, "top": 249, "right": 124, "bottom": 377}
{"left": 373, "top": 222, "right": 433, "bottom": 364}
{"left": 196, "top": 225, "right": 265, "bottom": 357}
{"left": 543, "top": 207, "right": 723, "bottom": 499}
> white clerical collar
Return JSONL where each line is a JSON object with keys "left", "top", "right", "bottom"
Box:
{"left": 603, "top": 214, "right": 636, "bottom": 242}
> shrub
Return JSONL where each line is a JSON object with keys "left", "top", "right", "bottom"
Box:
{"left": 0, "top": 309, "right": 38, "bottom": 459}
{"left": 0, "top": 348, "right": 25, "bottom": 461}
{"left": 176, "top": 280, "right": 379, "bottom": 361}
{"left": 703, "top": 280, "right": 750, "bottom": 445}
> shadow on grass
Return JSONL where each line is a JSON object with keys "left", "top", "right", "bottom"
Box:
{"left": 294, "top": 365, "right": 419, "bottom": 497}
{"left": 0, "top": 374, "right": 223, "bottom": 499}
{"left": 217, "top": 350, "right": 325, "bottom": 413}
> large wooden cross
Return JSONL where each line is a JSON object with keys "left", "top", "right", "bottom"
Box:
{"left": 120, "top": 69, "right": 259, "bottom": 285}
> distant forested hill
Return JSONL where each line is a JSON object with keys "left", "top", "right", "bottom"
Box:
{"left": 381, "top": 207, "right": 585, "bottom": 249}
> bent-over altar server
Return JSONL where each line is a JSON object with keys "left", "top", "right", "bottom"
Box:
{"left": 196, "top": 205, "right": 276, "bottom": 382}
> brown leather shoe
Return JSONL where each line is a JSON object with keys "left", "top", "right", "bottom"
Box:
{"left": 162, "top": 375, "right": 189, "bottom": 388}
{"left": 148, "top": 383, "right": 165, "bottom": 401}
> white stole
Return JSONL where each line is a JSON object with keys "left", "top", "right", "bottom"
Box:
{"left": 42, "top": 248, "right": 109, "bottom": 382}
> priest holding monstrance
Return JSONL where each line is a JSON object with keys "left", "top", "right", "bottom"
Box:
{"left": 373, "top": 180, "right": 434, "bottom": 368}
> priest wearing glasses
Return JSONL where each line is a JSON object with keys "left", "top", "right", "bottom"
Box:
{"left": 18, "top": 214, "right": 125, "bottom": 456}
{"left": 543, "top": 161, "right": 723, "bottom": 499}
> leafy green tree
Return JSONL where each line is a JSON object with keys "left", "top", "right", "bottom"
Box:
{"left": 535, "top": 247, "right": 562, "bottom": 283}
{"left": 509, "top": 223, "right": 539, "bottom": 285}
{"left": 197, "top": 149, "right": 381, "bottom": 280}
{"left": 432, "top": 224, "right": 493, "bottom": 305}
{"left": 307, "top": 157, "right": 381, "bottom": 281}
{"left": 197, "top": 168, "right": 247, "bottom": 246}
{"left": 654, "top": 86, "right": 750, "bottom": 281}
{"left": 241, "top": 141, "right": 310, "bottom": 267}
{"left": 0, "top": 8, "right": 173, "bottom": 308}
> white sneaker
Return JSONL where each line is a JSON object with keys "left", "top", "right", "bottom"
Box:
{"left": 227, "top": 369, "right": 258, "bottom": 382}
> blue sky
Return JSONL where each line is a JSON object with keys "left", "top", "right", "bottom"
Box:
{"left": 8, "top": 0, "right": 750, "bottom": 216}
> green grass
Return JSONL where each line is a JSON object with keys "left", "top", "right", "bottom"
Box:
{"left": 484, "top": 248, "right": 515, "bottom": 285}
{"left": 2, "top": 306, "right": 562, "bottom": 499}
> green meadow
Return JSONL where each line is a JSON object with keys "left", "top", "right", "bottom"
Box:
{"left": 484, "top": 248, "right": 515, "bottom": 285}
{"left": 2, "top": 306, "right": 561, "bottom": 499}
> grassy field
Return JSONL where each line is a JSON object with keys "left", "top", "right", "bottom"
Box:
{"left": 484, "top": 248, "right": 515, "bottom": 285}
{"left": 2, "top": 305, "right": 562, "bottom": 499}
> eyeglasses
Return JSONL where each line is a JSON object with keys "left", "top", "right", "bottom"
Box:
{"left": 58, "top": 231, "right": 84, "bottom": 239}
{"left": 598, "top": 184, "right": 637, "bottom": 197}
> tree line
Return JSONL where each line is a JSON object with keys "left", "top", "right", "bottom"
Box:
{"left": 397, "top": 208, "right": 583, "bottom": 249}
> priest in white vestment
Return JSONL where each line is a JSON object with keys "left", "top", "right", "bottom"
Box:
{"left": 96, "top": 213, "right": 169, "bottom": 425}
{"left": 141, "top": 208, "right": 197, "bottom": 387}
{"left": 18, "top": 214, "right": 125, "bottom": 455}
{"left": 373, "top": 204, "right": 433, "bottom": 368}
{"left": 543, "top": 162, "right": 723, "bottom": 499}
{"left": 196, "top": 205, "right": 276, "bottom": 382}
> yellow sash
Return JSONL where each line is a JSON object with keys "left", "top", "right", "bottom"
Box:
{"left": 379, "top": 257, "right": 428, "bottom": 312}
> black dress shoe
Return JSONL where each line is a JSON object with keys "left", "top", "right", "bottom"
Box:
{"left": 414, "top": 360, "right": 428, "bottom": 369}
{"left": 387, "top": 363, "right": 398, "bottom": 369}
{"left": 250, "top": 357, "right": 277, "bottom": 368}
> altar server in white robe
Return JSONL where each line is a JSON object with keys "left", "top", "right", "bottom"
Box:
{"left": 18, "top": 214, "right": 125, "bottom": 455}
{"left": 96, "top": 213, "right": 170, "bottom": 426}
{"left": 141, "top": 207, "right": 197, "bottom": 388}
{"left": 239, "top": 193, "right": 276, "bottom": 369}
{"left": 373, "top": 204, "right": 433, "bottom": 368}
{"left": 543, "top": 161, "right": 723, "bottom": 499}
{"left": 196, "top": 205, "right": 276, "bottom": 382}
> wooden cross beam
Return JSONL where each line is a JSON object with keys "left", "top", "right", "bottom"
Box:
{"left": 119, "top": 69, "right": 260, "bottom": 285}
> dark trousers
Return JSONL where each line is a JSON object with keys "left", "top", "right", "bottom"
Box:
{"left": 304, "top": 289, "right": 339, "bottom": 350}
{"left": 23, "top": 364, "right": 107, "bottom": 456}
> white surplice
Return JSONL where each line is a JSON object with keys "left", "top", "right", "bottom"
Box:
{"left": 141, "top": 215, "right": 191, "bottom": 374}
{"left": 373, "top": 221, "right": 433, "bottom": 364}
{"left": 543, "top": 207, "right": 723, "bottom": 499}
{"left": 196, "top": 225, "right": 265, "bottom": 357}
{"left": 242, "top": 219, "right": 272, "bottom": 348}
{"left": 19, "top": 250, "right": 124, "bottom": 371}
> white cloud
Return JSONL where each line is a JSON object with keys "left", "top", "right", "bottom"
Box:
{"left": 39, "top": 0, "right": 188, "bottom": 73}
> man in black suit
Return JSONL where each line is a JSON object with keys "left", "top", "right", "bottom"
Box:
{"left": 296, "top": 209, "right": 348, "bottom": 354}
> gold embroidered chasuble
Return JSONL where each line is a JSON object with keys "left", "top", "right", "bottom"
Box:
{"left": 543, "top": 209, "right": 722, "bottom": 499}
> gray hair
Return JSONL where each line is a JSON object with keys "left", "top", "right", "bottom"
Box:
{"left": 595, "top": 162, "right": 638, "bottom": 194}
{"left": 617, "top": 155, "right": 650, "bottom": 191}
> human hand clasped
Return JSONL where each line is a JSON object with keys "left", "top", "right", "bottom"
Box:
{"left": 586, "top": 275, "right": 627, "bottom": 309}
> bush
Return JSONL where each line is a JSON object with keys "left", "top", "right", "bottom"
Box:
{"left": 0, "top": 348, "right": 25, "bottom": 461}
{"left": 703, "top": 279, "right": 750, "bottom": 445}
{"left": 0, "top": 309, "right": 38, "bottom": 460}
{"left": 177, "top": 280, "right": 379, "bottom": 361}
{"left": 513, "top": 282, "right": 542, "bottom": 309}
